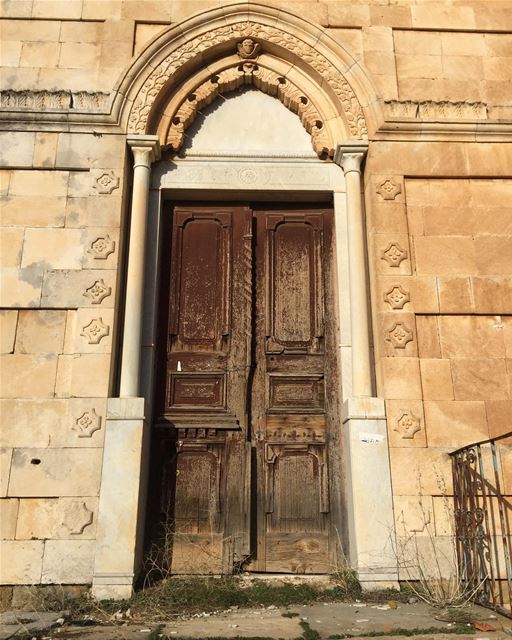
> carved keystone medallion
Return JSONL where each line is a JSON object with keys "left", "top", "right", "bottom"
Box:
{"left": 74, "top": 408, "right": 102, "bottom": 438}
{"left": 377, "top": 178, "right": 401, "bottom": 200}
{"left": 386, "top": 322, "right": 413, "bottom": 349}
{"left": 384, "top": 285, "right": 410, "bottom": 310}
{"left": 92, "top": 170, "right": 119, "bottom": 194}
{"left": 237, "top": 38, "right": 261, "bottom": 59}
{"left": 84, "top": 279, "right": 112, "bottom": 304}
{"left": 395, "top": 411, "right": 421, "bottom": 439}
{"left": 81, "top": 318, "right": 109, "bottom": 344}
{"left": 382, "top": 242, "right": 408, "bottom": 267}
{"left": 88, "top": 235, "right": 115, "bottom": 260}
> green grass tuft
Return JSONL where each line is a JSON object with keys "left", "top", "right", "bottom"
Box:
{"left": 299, "top": 621, "right": 321, "bottom": 640}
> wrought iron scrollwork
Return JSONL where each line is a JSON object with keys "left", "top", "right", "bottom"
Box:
{"left": 450, "top": 433, "right": 512, "bottom": 619}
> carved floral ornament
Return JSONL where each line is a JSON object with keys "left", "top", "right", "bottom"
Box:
{"left": 127, "top": 21, "right": 368, "bottom": 155}
{"left": 74, "top": 409, "right": 102, "bottom": 438}
{"left": 384, "top": 285, "right": 410, "bottom": 310}
{"left": 88, "top": 235, "right": 115, "bottom": 260}
{"left": 386, "top": 322, "right": 414, "bottom": 349}
{"left": 91, "top": 170, "right": 119, "bottom": 195}
{"left": 381, "top": 242, "right": 408, "bottom": 267}
{"left": 81, "top": 318, "right": 110, "bottom": 344}
{"left": 83, "top": 279, "right": 112, "bottom": 304}
{"left": 377, "top": 178, "right": 401, "bottom": 200}
{"left": 394, "top": 411, "right": 421, "bottom": 439}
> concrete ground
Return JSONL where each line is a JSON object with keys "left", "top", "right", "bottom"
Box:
{"left": 1, "top": 601, "right": 511, "bottom": 640}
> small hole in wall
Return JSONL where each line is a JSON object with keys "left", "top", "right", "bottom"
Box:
{"left": 278, "top": 77, "right": 286, "bottom": 85}
{"left": 30, "top": 458, "right": 41, "bottom": 465}
{"left": 300, "top": 96, "right": 308, "bottom": 105}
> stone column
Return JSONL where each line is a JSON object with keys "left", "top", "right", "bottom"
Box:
{"left": 92, "top": 136, "right": 160, "bottom": 600}
{"left": 333, "top": 143, "right": 399, "bottom": 589}
{"left": 334, "top": 143, "right": 372, "bottom": 397}
{"left": 120, "top": 135, "right": 161, "bottom": 397}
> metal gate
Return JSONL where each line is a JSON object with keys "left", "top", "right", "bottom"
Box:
{"left": 450, "top": 431, "right": 512, "bottom": 618}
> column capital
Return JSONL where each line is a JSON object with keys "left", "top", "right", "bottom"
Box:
{"left": 127, "top": 134, "right": 161, "bottom": 166}
{"left": 334, "top": 142, "right": 369, "bottom": 174}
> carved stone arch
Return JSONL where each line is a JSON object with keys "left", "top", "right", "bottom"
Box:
{"left": 120, "top": 3, "right": 378, "bottom": 156}
{"left": 156, "top": 54, "right": 339, "bottom": 158}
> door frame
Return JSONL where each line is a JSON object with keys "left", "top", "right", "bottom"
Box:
{"left": 140, "top": 156, "right": 352, "bottom": 570}
{"left": 92, "top": 151, "right": 399, "bottom": 598}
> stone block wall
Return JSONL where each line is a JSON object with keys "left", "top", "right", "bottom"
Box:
{"left": 1, "top": 0, "right": 511, "bottom": 587}
{"left": 366, "top": 153, "right": 512, "bottom": 579}
{"left": 0, "top": 131, "right": 126, "bottom": 584}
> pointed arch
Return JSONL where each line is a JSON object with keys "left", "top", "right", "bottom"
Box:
{"left": 115, "top": 4, "right": 382, "bottom": 158}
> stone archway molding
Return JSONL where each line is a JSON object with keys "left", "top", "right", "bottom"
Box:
{"left": 158, "top": 56, "right": 334, "bottom": 158}
{"left": 118, "top": 4, "right": 378, "bottom": 150}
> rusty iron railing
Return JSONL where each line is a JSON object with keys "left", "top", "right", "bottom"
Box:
{"left": 450, "top": 431, "right": 512, "bottom": 619}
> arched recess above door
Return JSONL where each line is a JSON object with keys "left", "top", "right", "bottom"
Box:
{"left": 119, "top": 3, "right": 381, "bottom": 158}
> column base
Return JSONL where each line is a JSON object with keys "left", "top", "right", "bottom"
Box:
{"left": 91, "top": 573, "right": 134, "bottom": 601}
{"left": 342, "top": 397, "right": 399, "bottom": 588}
{"left": 357, "top": 572, "right": 400, "bottom": 592}
{"left": 92, "top": 398, "right": 148, "bottom": 601}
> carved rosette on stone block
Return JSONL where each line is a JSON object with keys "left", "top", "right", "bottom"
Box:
{"left": 63, "top": 501, "right": 94, "bottom": 535}
{"left": 384, "top": 285, "right": 410, "bottom": 310}
{"left": 377, "top": 179, "right": 401, "bottom": 201}
{"left": 81, "top": 318, "right": 110, "bottom": 344}
{"left": 84, "top": 279, "right": 112, "bottom": 304}
{"left": 394, "top": 411, "right": 421, "bottom": 439}
{"left": 382, "top": 243, "right": 408, "bottom": 267}
{"left": 386, "top": 322, "right": 413, "bottom": 349}
{"left": 88, "top": 235, "right": 116, "bottom": 260}
{"left": 91, "top": 170, "right": 120, "bottom": 195}
{"left": 74, "top": 409, "right": 102, "bottom": 438}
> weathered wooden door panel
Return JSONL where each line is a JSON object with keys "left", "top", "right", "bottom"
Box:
{"left": 251, "top": 208, "right": 333, "bottom": 573}
{"left": 158, "top": 204, "right": 338, "bottom": 574}
{"left": 264, "top": 533, "right": 330, "bottom": 573}
{"left": 159, "top": 205, "right": 252, "bottom": 574}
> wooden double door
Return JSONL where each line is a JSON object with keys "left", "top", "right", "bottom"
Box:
{"left": 154, "top": 203, "right": 341, "bottom": 574}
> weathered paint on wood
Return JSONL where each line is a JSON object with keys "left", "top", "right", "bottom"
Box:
{"left": 155, "top": 204, "right": 341, "bottom": 574}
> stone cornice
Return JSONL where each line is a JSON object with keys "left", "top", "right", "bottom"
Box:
{"left": 1, "top": 91, "right": 512, "bottom": 143}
